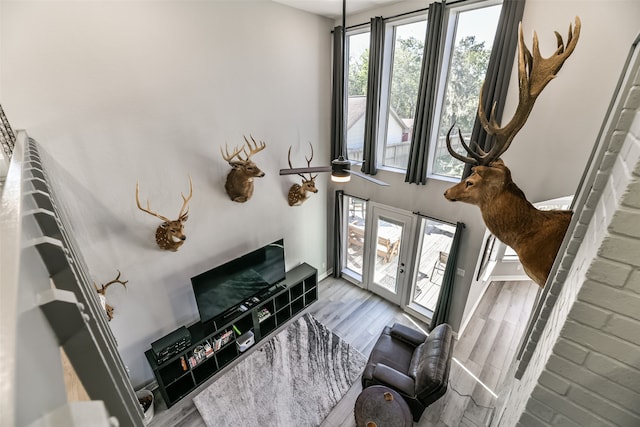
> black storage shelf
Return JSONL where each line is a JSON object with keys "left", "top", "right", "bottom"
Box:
{"left": 145, "top": 262, "right": 318, "bottom": 408}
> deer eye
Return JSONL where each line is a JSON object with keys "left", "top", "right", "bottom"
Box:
{"left": 465, "top": 181, "right": 473, "bottom": 188}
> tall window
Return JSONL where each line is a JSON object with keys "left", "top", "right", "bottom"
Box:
{"left": 382, "top": 18, "right": 427, "bottom": 169}
{"left": 431, "top": 4, "right": 502, "bottom": 178}
{"left": 346, "top": 30, "right": 371, "bottom": 162}
{"left": 343, "top": 1, "right": 503, "bottom": 180}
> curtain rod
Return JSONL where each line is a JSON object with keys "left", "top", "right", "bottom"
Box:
{"left": 341, "top": 192, "right": 369, "bottom": 201}
{"left": 340, "top": 0, "right": 471, "bottom": 32}
{"left": 412, "top": 211, "right": 464, "bottom": 228}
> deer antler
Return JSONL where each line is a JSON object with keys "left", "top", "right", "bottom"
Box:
{"left": 220, "top": 143, "right": 245, "bottom": 164}
{"left": 240, "top": 135, "right": 266, "bottom": 161}
{"left": 97, "top": 270, "right": 129, "bottom": 293}
{"left": 178, "top": 175, "right": 193, "bottom": 220}
{"left": 287, "top": 143, "right": 317, "bottom": 180}
{"left": 447, "top": 16, "right": 581, "bottom": 166}
{"left": 136, "top": 182, "right": 171, "bottom": 222}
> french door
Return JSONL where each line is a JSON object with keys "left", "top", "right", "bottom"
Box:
{"left": 362, "top": 204, "right": 416, "bottom": 305}
{"left": 342, "top": 196, "right": 459, "bottom": 323}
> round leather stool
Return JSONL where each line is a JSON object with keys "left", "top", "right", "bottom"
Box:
{"left": 354, "top": 385, "right": 412, "bottom": 427}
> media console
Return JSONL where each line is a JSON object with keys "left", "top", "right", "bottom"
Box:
{"left": 144, "top": 262, "right": 318, "bottom": 407}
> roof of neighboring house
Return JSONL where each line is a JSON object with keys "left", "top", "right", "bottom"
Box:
{"left": 347, "top": 96, "right": 410, "bottom": 131}
{"left": 347, "top": 96, "right": 367, "bottom": 130}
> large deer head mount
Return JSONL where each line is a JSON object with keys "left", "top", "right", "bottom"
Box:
{"left": 94, "top": 270, "right": 128, "bottom": 321}
{"left": 136, "top": 176, "right": 193, "bottom": 251}
{"left": 444, "top": 17, "right": 580, "bottom": 287}
{"left": 221, "top": 135, "right": 266, "bottom": 203}
{"left": 286, "top": 143, "right": 318, "bottom": 206}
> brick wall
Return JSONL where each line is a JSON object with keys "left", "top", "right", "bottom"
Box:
{"left": 495, "top": 42, "right": 640, "bottom": 426}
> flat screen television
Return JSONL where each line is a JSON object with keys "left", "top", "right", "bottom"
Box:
{"left": 191, "top": 239, "right": 285, "bottom": 324}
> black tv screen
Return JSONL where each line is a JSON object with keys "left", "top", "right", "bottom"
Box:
{"left": 191, "top": 239, "right": 285, "bottom": 324}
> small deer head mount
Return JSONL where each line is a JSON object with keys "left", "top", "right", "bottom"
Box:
{"left": 94, "top": 270, "right": 128, "bottom": 321}
{"left": 220, "top": 135, "right": 266, "bottom": 203}
{"left": 136, "top": 176, "right": 193, "bottom": 251}
{"left": 286, "top": 143, "right": 318, "bottom": 206}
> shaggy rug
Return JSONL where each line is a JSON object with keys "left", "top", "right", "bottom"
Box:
{"left": 193, "top": 313, "right": 366, "bottom": 427}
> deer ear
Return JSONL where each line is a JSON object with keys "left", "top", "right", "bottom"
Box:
{"left": 180, "top": 212, "right": 189, "bottom": 222}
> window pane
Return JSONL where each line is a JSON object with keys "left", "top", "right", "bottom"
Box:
{"left": 412, "top": 219, "right": 456, "bottom": 313}
{"left": 372, "top": 217, "right": 403, "bottom": 293}
{"left": 432, "top": 4, "right": 502, "bottom": 178}
{"left": 383, "top": 19, "right": 426, "bottom": 169}
{"left": 344, "top": 197, "right": 367, "bottom": 277}
{"left": 346, "top": 31, "right": 370, "bottom": 162}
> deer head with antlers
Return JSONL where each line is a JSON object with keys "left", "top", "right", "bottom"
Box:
{"left": 136, "top": 176, "right": 193, "bottom": 251}
{"left": 221, "top": 135, "right": 266, "bottom": 203}
{"left": 444, "top": 17, "right": 580, "bottom": 287}
{"left": 94, "top": 270, "right": 128, "bottom": 321}
{"left": 286, "top": 143, "right": 319, "bottom": 206}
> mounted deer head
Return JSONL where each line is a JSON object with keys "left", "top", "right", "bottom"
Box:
{"left": 136, "top": 176, "right": 193, "bottom": 251}
{"left": 221, "top": 135, "right": 266, "bottom": 203}
{"left": 444, "top": 17, "right": 580, "bottom": 287}
{"left": 94, "top": 270, "right": 128, "bottom": 321}
{"left": 286, "top": 143, "right": 318, "bottom": 206}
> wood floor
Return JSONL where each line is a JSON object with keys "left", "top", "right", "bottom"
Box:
{"left": 148, "top": 276, "right": 538, "bottom": 427}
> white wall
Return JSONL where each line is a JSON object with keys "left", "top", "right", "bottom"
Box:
{"left": 1, "top": 0, "right": 332, "bottom": 387}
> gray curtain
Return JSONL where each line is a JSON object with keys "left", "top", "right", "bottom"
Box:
{"left": 331, "top": 26, "right": 346, "bottom": 160}
{"left": 462, "top": 0, "right": 526, "bottom": 178}
{"left": 332, "top": 190, "right": 344, "bottom": 278}
{"left": 429, "top": 221, "right": 464, "bottom": 331}
{"left": 361, "top": 17, "right": 384, "bottom": 175}
{"left": 405, "top": 1, "right": 445, "bottom": 184}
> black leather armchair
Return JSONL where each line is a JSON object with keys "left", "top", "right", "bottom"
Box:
{"left": 361, "top": 323, "right": 454, "bottom": 421}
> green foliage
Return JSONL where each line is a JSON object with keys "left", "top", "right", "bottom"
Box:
{"left": 348, "top": 48, "right": 369, "bottom": 96}
{"left": 389, "top": 37, "right": 424, "bottom": 119}
{"left": 439, "top": 36, "right": 491, "bottom": 134}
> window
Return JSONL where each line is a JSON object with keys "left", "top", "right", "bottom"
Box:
{"left": 343, "top": 1, "right": 503, "bottom": 180}
{"left": 411, "top": 218, "right": 456, "bottom": 315}
{"left": 343, "top": 196, "right": 367, "bottom": 280}
{"left": 381, "top": 18, "right": 427, "bottom": 170}
{"left": 431, "top": 4, "right": 502, "bottom": 178}
{"left": 346, "top": 30, "right": 371, "bottom": 162}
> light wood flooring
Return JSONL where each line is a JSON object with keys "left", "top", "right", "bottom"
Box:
{"left": 148, "top": 276, "right": 538, "bottom": 427}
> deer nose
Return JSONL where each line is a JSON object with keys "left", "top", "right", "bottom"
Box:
{"left": 181, "top": 236, "right": 186, "bottom": 241}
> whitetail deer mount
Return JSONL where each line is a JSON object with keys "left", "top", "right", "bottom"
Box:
{"left": 136, "top": 176, "right": 193, "bottom": 251}
{"left": 94, "top": 270, "right": 128, "bottom": 321}
{"left": 444, "top": 17, "right": 580, "bottom": 287}
{"left": 286, "top": 143, "right": 319, "bottom": 206}
{"left": 221, "top": 135, "right": 266, "bottom": 203}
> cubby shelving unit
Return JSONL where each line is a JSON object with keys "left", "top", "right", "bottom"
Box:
{"left": 145, "top": 262, "right": 318, "bottom": 407}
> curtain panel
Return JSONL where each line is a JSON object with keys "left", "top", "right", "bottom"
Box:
{"left": 404, "top": 1, "right": 445, "bottom": 185}
{"left": 462, "top": 0, "right": 526, "bottom": 178}
{"left": 361, "top": 17, "right": 384, "bottom": 175}
{"left": 332, "top": 190, "right": 344, "bottom": 277}
{"left": 331, "top": 26, "right": 346, "bottom": 161}
{"left": 429, "top": 221, "right": 465, "bottom": 330}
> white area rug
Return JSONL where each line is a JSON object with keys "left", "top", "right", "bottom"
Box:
{"left": 193, "top": 313, "right": 366, "bottom": 427}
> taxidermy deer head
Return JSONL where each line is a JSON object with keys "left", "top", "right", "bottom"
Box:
{"left": 286, "top": 143, "right": 318, "bottom": 206}
{"left": 221, "top": 135, "right": 266, "bottom": 203}
{"left": 444, "top": 17, "right": 580, "bottom": 287}
{"left": 94, "top": 270, "right": 128, "bottom": 321}
{"left": 136, "top": 176, "right": 193, "bottom": 251}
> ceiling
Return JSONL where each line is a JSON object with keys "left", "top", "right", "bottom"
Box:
{"left": 271, "top": 0, "right": 405, "bottom": 19}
